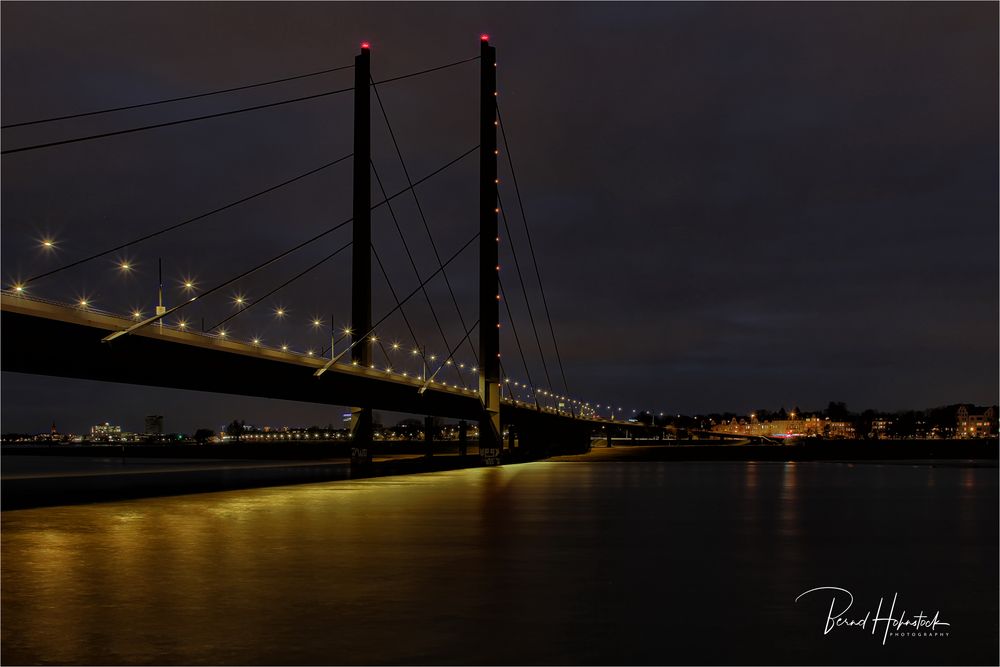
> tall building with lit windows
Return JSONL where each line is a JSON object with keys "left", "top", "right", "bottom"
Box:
{"left": 90, "top": 422, "right": 122, "bottom": 440}
{"left": 956, "top": 405, "right": 997, "bottom": 438}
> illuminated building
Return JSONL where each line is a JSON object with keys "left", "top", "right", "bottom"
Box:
{"left": 90, "top": 422, "right": 122, "bottom": 441}
{"left": 713, "top": 416, "right": 854, "bottom": 439}
{"left": 956, "top": 405, "right": 997, "bottom": 438}
{"left": 801, "top": 417, "right": 855, "bottom": 439}
{"left": 871, "top": 418, "right": 893, "bottom": 438}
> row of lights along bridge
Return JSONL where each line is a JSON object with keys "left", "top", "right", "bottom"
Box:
{"left": 10, "top": 239, "right": 656, "bottom": 423}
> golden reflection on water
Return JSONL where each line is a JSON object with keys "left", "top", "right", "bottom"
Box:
{"left": 744, "top": 462, "right": 758, "bottom": 494}
{"left": 2, "top": 461, "right": 996, "bottom": 665}
{"left": 962, "top": 466, "right": 976, "bottom": 490}
{"left": 776, "top": 462, "right": 804, "bottom": 583}
{"left": 3, "top": 467, "right": 554, "bottom": 664}
{"left": 780, "top": 461, "right": 799, "bottom": 523}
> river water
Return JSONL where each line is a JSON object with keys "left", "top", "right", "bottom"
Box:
{"left": 2, "top": 461, "right": 997, "bottom": 665}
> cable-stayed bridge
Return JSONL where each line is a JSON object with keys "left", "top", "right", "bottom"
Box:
{"left": 2, "top": 37, "right": 660, "bottom": 467}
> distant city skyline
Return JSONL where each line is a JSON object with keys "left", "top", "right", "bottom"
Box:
{"left": 3, "top": 373, "right": 995, "bottom": 435}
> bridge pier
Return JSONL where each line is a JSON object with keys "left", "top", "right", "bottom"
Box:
{"left": 504, "top": 411, "right": 591, "bottom": 459}
{"left": 424, "top": 416, "right": 434, "bottom": 457}
{"left": 350, "top": 42, "right": 373, "bottom": 473}
{"left": 458, "top": 420, "right": 468, "bottom": 457}
{"left": 349, "top": 409, "right": 373, "bottom": 475}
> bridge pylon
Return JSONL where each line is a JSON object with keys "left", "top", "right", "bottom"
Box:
{"left": 478, "top": 36, "right": 502, "bottom": 464}
{"left": 350, "top": 42, "right": 374, "bottom": 472}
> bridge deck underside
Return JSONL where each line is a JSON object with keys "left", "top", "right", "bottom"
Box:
{"left": 2, "top": 309, "right": 487, "bottom": 420}
{"left": 1, "top": 306, "right": 591, "bottom": 432}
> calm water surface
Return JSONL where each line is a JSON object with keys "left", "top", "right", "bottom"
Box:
{"left": 2, "top": 461, "right": 997, "bottom": 665}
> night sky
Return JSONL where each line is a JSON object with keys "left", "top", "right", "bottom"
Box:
{"left": 2, "top": 2, "right": 997, "bottom": 434}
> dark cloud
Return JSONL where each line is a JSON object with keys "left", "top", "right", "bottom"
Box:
{"left": 2, "top": 2, "right": 997, "bottom": 432}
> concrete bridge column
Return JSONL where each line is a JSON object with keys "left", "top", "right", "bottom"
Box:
{"left": 478, "top": 36, "right": 502, "bottom": 466}
{"left": 424, "top": 416, "right": 435, "bottom": 458}
{"left": 458, "top": 420, "right": 468, "bottom": 456}
{"left": 350, "top": 42, "right": 373, "bottom": 474}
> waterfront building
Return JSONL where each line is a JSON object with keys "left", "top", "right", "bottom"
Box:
{"left": 801, "top": 417, "right": 855, "bottom": 438}
{"left": 871, "top": 418, "right": 894, "bottom": 438}
{"left": 90, "top": 422, "right": 122, "bottom": 441}
{"left": 956, "top": 405, "right": 997, "bottom": 438}
{"left": 713, "top": 416, "right": 855, "bottom": 439}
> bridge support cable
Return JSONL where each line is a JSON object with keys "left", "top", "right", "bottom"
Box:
{"left": 2, "top": 86, "right": 352, "bottom": 155}
{"left": 101, "top": 216, "right": 356, "bottom": 342}
{"left": 203, "top": 240, "right": 353, "bottom": 333}
{"left": 374, "top": 338, "right": 394, "bottom": 372}
{"left": 371, "top": 243, "right": 430, "bottom": 378}
{"left": 498, "top": 360, "right": 538, "bottom": 406}
{"left": 496, "top": 102, "right": 572, "bottom": 401}
{"left": 498, "top": 277, "right": 540, "bottom": 410}
{"left": 22, "top": 152, "right": 354, "bottom": 286}
{"left": 370, "top": 76, "right": 480, "bottom": 368}
{"left": 315, "top": 231, "right": 480, "bottom": 374}
{"left": 370, "top": 55, "right": 479, "bottom": 87}
{"left": 498, "top": 360, "right": 509, "bottom": 401}
{"left": 97, "top": 144, "right": 478, "bottom": 341}
{"left": 2, "top": 63, "right": 355, "bottom": 130}
{"left": 420, "top": 319, "right": 479, "bottom": 394}
{"left": 497, "top": 193, "right": 554, "bottom": 400}
{"left": 371, "top": 159, "right": 468, "bottom": 388}
{"left": 3, "top": 55, "right": 480, "bottom": 156}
